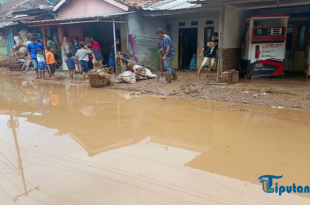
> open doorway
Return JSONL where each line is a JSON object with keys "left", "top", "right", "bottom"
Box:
{"left": 285, "top": 20, "right": 310, "bottom": 75}
{"left": 178, "top": 28, "right": 198, "bottom": 69}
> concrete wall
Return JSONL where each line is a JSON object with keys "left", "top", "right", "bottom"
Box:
{"left": 127, "top": 13, "right": 166, "bottom": 69}
{"left": 171, "top": 14, "right": 220, "bottom": 68}
{"left": 223, "top": 10, "right": 249, "bottom": 49}
{"left": 56, "top": 0, "right": 125, "bottom": 19}
{"left": 222, "top": 10, "right": 249, "bottom": 71}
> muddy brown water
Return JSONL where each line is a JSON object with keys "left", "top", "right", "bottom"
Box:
{"left": 1, "top": 72, "right": 310, "bottom": 205}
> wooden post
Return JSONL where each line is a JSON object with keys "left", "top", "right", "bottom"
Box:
{"left": 42, "top": 27, "right": 47, "bottom": 52}
{"left": 113, "top": 17, "right": 117, "bottom": 74}
{"left": 58, "top": 25, "right": 64, "bottom": 45}
{"left": 217, "top": 5, "right": 225, "bottom": 83}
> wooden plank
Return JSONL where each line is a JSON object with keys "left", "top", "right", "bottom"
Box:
{"left": 42, "top": 27, "right": 47, "bottom": 52}
{"left": 217, "top": 5, "right": 225, "bottom": 83}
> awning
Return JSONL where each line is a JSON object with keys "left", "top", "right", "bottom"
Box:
{"left": 0, "top": 22, "right": 18, "bottom": 29}
{"left": 27, "top": 11, "right": 135, "bottom": 27}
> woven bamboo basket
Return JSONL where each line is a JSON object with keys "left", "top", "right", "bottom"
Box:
{"left": 88, "top": 69, "right": 113, "bottom": 88}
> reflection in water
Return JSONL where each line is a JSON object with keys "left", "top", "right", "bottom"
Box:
{"left": 1, "top": 71, "right": 310, "bottom": 205}
{"left": 4, "top": 112, "right": 40, "bottom": 202}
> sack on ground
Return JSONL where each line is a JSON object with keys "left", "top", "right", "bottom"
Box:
{"left": 133, "top": 65, "right": 157, "bottom": 79}
{"left": 116, "top": 71, "right": 136, "bottom": 84}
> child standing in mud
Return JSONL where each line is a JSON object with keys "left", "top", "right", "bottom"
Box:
{"left": 46, "top": 47, "right": 56, "bottom": 80}
{"left": 75, "top": 41, "right": 96, "bottom": 83}
{"left": 65, "top": 53, "right": 76, "bottom": 80}
{"left": 37, "top": 48, "right": 46, "bottom": 80}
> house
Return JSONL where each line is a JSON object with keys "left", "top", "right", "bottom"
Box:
{"left": 27, "top": 0, "right": 130, "bottom": 70}
{"left": 0, "top": 0, "right": 55, "bottom": 57}
{"left": 117, "top": 0, "right": 310, "bottom": 80}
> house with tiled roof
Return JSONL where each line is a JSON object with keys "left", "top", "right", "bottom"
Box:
{"left": 115, "top": 0, "right": 310, "bottom": 80}
{"left": 26, "top": 0, "right": 131, "bottom": 71}
{"left": 0, "top": 0, "right": 55, "bottom": 56}
{"left": 2, "top": 0, "right": 310, "bottom": 80}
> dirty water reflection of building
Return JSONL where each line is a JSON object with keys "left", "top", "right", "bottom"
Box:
{"left": 1, "top": 73, "right": 310, "bottom": 205}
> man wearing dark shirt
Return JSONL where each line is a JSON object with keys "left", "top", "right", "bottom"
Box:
{"left": 70, "top": 36, "right": 81, "bottom": 74}
{"left": 197, "top": 32, "right": 218, "bottom": 76}
{"left": 156, "top": 28, "right": 177, "bottom": 83}
{"left": 109, "top": 38, "right": 121, "bottom": 73}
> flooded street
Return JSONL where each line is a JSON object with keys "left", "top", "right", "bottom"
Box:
{"left": 1, "top": 72, "right": 310, "bottom": 205}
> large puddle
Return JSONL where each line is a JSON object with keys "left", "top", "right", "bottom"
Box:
{"left": 1, "top": 72, "right": 310, "bottom": 205}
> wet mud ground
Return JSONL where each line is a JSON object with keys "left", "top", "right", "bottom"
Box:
{"left": 0, "top": 69, "right": 310, "bottom": 205}
{"left": 110, "top": 72, "right": 310, "bottom": 110}
{"left": 7, "top": 68, "right": 310, "bottom": 110}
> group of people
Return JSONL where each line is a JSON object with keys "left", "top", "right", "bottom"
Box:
{"left": 156, "top": 28, "right": 219, "bottom": 83}
{"left": 27, "top": 35, "right": 117, "bottom": 83}
{"left": 27, "top": 28, "right": 217, "bottom": 84}
{"left": 61, "top": 36, "right": 103, "bottom": 82}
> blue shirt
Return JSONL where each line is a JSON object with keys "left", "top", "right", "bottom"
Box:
{"left": 65, "top": 58, "right": 76, "bottom": 69}
{"left": 190, "top": 58, "right": 196, "bottom": 69}
{"left": 162, "top": 35, "right": 174, "bottom": 57}
{"left": 27, "top": 42, "right": 44, "bottom": 59}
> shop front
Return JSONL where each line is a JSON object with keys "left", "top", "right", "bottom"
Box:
{"left": 27, "top": 13, "right": 131, "bottom": 71}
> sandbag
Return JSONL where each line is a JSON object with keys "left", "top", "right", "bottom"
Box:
{"left": 116, "top": 71, "right": 136, "bottom": 84}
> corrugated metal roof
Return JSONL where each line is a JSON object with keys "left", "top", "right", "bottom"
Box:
{"left": 28, "top": 11, "right": 135, "bottom": 24}
{"left": 144, "top": 0, "right": 200, "bottom": 10}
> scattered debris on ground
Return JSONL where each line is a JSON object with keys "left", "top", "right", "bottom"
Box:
{"left": 115, "top": 65, "right": 157, "bottom": 84}
{"left": 110, "top": 72, "right": 310, "bottom": 110}
{"left": 88, "top": 68, "right": 113, "bottom": 88}
{"left": 2, "top": 67, "right": 310, "bottom": 110}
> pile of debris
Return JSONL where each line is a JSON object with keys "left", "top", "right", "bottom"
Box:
{"left": 9, "top": 29, "right": 30, "bottom": 70}
{"left": 88, "top": 68, "right": 113, "bottom": 88}
{"left": 135, "top": 66, "right": 148, "bottom": 80}
{"left": 115, "top": 65, "right": 157, "bottom": 84}
{"left": 133, "top": 65, "right": 157, "bottom": 80}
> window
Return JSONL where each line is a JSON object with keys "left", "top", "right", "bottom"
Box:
{"left": 191, "top": 21, "right": 198, "bottom": 26}
{"left": 206, "top": 20, "right": 214, "bottom": 25}
{"left": 179, "top": 22, "right": 185, "bottom": 26}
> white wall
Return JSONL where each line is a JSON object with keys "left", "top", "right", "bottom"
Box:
{"left": 171, "top": 15, "right": 220, "bottom": 68}
{"left": 223, "top": 10, "right": 250, "bottom": 49}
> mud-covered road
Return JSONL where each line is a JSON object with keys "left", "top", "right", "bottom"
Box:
{"left": 111, "top": 72, "right": 310, "bottom": 110}
{"left": 1, "top": 70, "right": 310, "bottom": 205}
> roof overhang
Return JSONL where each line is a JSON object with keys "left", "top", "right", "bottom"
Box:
{"left": 27, "top": 11, "right": 134, "bottom": 27}
{"left": 191, "top": 0, "right": 310, "bottom": 11}
{"left": 0, "top": 22, "right": 18, "bottom": 29}
{"left": 53, "top": 0, "right": 128, "bottom": 13}
{"left": 247, "top": 14, "right": 290, "bottom": 20}
{"left": 140, "top": 6, "right": 220, "bottom": 16}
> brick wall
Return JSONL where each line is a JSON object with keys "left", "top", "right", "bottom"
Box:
{"left": 222, "top": 48, "right": 240, "bottom": 71}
